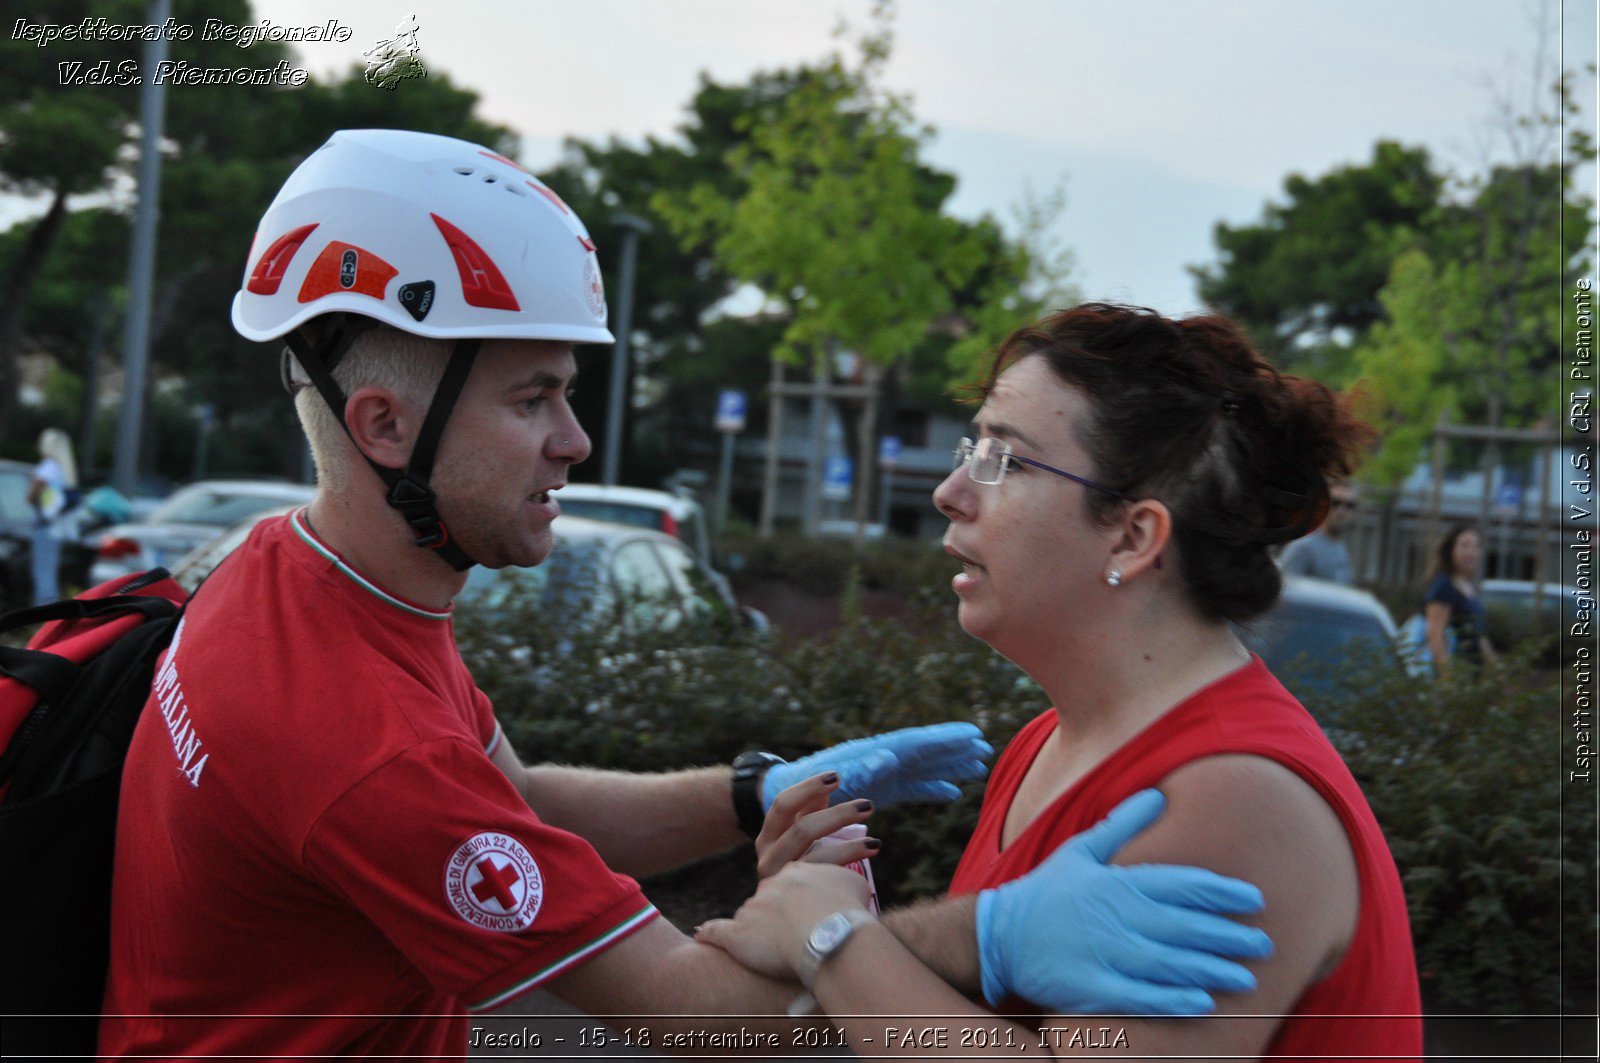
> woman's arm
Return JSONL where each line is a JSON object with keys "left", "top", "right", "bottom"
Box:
{"left": 1424, "top": 601, "right": 1453, "bottom": 675}
{"left": 699, "top": 755, "right": 1353, "bottom": 1059}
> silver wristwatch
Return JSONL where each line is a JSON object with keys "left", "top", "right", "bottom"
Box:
{"left": 799, "top": 909, "right": 876, "bottom": 988}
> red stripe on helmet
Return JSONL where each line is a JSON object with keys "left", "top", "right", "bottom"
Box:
{"left": 478, "top": 150, "right": 531, "bottom": 176}
{"left": 578, "top": 236, "right": 596, "bottom": 252}
{"left": 430, "top": 213, "right": 520, "bottom": 311}
{"left": 297, "top": 241, "right": 399, "bottom": 304}
{"left": 246, "top": 223, "right": 318, "bottom": 295}
{"left": 526, "top": 181, "right": 572, "bottom": 217}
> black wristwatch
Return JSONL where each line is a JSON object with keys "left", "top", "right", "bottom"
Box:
{"left": 731, "top": 750, "right": 786, "bottom": 839}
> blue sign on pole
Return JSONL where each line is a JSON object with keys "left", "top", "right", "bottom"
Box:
{"left": 1494, "top": 481, "right": 1523, "bottom": 514}
{"left": 822, "top": 456, "right": 853, "bottom": 501}
{"left": 878, "top": 435, "right": 902, "bottom": 469}
{"left": 715, "top": 389, "right": 747, "bottom": 433}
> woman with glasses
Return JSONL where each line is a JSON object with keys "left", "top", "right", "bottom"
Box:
{"left": 1422, "top": 522, "right": 1498, "bottom": 675}
{"left": 698, "top": 303, "right": 1422, "bottom": 1058}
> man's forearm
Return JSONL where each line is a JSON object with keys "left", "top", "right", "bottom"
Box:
{"left": 881, "top": 893, "right": 983, "bottom": 996}
{"left": 520, "top": 764, "right": 745, "bottom": 877}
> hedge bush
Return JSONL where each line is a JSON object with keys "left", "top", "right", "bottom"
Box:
{"left": 1280, "top": 648, "right": 1594, "bottom": 1014}
{"left": 460, "top": 589, "right": 1593, "bottom": 1015}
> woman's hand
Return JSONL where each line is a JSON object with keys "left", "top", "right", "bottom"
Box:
{"left": 755, "top": 773, "right": 878, "bottom": 878}
{"left": 697, "top": 862, "right": 872, "bottom": 980}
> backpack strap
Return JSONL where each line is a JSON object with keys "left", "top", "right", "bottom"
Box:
{"left": 0, "top": 645, "right": 80, "bottom": 706}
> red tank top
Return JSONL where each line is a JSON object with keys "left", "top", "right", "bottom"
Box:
{"left": 949, "top": 657, "right": 1422, "bottom": 1059}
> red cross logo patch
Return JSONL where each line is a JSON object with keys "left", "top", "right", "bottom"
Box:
{"left": 445, "top": 832, "right": 544, "bottom": 932}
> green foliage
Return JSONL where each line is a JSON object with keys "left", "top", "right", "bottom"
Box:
{"left": 1353, "top": 153, "right": 1589, "bottom": 485}
{"left": 1280, "top": 647, "right": 1594, "bottom": 1013}
{"left": 1190, "top": 140, "right": 1446, "bottom": 377}
{"left": 725, "top": 527, "right": 956, "bottom": 597}
{"left": 655, "top": 17, "right": 985, "bottom": 372}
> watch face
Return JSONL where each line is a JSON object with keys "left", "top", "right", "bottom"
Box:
{"left": 808, "top": 913, "right": 853, "bottom": 955}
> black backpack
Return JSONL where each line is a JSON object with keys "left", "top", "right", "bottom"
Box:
{"left": 0, "top": 569, "right": 187, "bottom": 1058}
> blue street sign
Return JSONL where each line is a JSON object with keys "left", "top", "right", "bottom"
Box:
{"left": 715, "top": 389, "right": 747, "bottom": 433}
{"left": 878, "top": 435, "right": 902, "bottom": 469}
{"left": 822, "top": 456, "right": 853, "bottom": 501}
{"left": 1494, "top": 481, "right": 1523, "bottom": 514}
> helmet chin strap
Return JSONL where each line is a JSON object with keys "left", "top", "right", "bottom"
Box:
{"left": 283, "top": 318, "right": 481, "bottom": 571}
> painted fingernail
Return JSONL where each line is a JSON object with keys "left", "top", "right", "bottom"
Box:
{"left": 822, "top": 773, "right": 840, "bottom": 785}
{"left": 854, "top": 799, "right": 873, "bottom": 812}
{"left": 864, "top": 838, "right": 882, "bottom": 851}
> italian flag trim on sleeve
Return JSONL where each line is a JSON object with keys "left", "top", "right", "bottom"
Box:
{"left": 467, "top": 904, "right": 660, "bottom": 1011}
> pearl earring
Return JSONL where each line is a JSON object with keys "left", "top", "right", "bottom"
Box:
{"left": 1106, "top": 569, "right": 1122, "bottom": 587}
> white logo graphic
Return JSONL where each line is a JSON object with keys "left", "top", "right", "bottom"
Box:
{"left": 444, "top": 832, "right": 543, "bottom": 932}
{"left": 583, "top": 254, "right": 606, "bottom": 319}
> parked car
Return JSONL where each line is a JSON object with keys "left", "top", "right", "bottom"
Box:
{"left": 458, "top": 516, "right": 764, "bottom": 636}
{"left": 169, "top": 509, "right": 767, "bottom": 639}
{"left": 1238, "top": 577, "right": 1403, "bottom": 707}
{"left": 553, "top": 484, "right": 715, "bottom": 567}
{"left": 91, "top": 480, "right": 315, "bottom": 585}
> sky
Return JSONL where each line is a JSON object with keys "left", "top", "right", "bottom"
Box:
{"left": 4, "top": 0, "right": 1597, "bottom": 312}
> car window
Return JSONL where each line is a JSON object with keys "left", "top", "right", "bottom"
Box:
{"left": 677, "top": 510, "right": 711, "bottom": 562}
{"left": 650, "top": 540, "right": 718, "bottom": 620}
{"left": 558, "top": 499, "right": 662, "bottom": 533}
{"left": 0, "top": 470, "right": 32, "bottom": 522}
{"left": 1244, "top": 603, "right": 1392, "bottom": 675}
{"left": 610, "top": 541, "right": 682, "bottom": 631}
{"left": 149, "top": 488, "right": 302, "bottom": 528}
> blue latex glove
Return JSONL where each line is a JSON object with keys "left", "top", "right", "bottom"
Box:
{"left": 976, "top": 788, "right": 1274, "bottom": 1015}
{"left": 761, "top": 722, "right": 992, "bottom": 810}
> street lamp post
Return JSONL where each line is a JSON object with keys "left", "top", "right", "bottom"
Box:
{"left": 113, "top": 0, "right": 171, "bottom": 496}
{"left": 602, "top": 213, "right": 651, "bottom": 486}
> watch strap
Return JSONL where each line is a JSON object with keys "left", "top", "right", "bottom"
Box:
{"left": 731, "top": 750, "right": 785, "bottom": 839}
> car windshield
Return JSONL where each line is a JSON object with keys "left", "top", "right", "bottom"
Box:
{"left": 1244, "top": 604, "right": 1391, "bottom": 676}
{"left": 459, "top": 541, "right": 604, "bottom": 623}
{"left": 556, "top": 499, "right": 664, "bottom": 533}
{"left": 148, "top": 488, "right": 298, "bottom": 528}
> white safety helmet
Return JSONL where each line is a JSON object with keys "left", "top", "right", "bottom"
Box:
{"left": 231, "top": 128, "right": 613, "bottom": 345}
{"left": 230, "top": 129, "right": 613, "bottom": 571}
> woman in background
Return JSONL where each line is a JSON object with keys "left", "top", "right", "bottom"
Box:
{"left": 1422, "top": 522, "right": 1497, "bottom": 675}
{"left": 28, "top": 427, "right": 78, "bottom": 605}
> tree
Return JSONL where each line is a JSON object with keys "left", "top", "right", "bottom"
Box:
{"left": 655, "top": 8, "right": 992, "bottom": 527}
{"left": 1353, "top": 67, "right": 1595, "bottom": 486}
{"left": 1190, "top": 141, "right": 1446, "bottom": 380}
{"left": 0, "top": 0, "right": 515, "bottom": 481}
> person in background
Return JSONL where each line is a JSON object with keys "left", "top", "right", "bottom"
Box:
{"left": 1423, "top": 522, "right": 1498, "bottom": 675}
{"left": 1277, "top": 479, "right": 1358, "bottom": 584}
{"left": 27, "top": 427, "right": 78, "bottom": 605}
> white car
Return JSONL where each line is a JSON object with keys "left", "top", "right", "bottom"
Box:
{"left": 553, "top": 484, "right": 714, "bottom": 568}
{"left": 90, "top": 480, "right": 315, "bottom": 584}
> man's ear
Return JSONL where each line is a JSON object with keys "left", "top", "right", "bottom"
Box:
{"left": 343, "top": 386, "right": 416, "bottom": 469}
{"left": 1106, "top": 498, "right": 1173, "bottom": 583}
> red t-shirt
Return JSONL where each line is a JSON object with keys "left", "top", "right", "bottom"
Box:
{"left": 100, "top": 512, "right": 658, "bottom": 1060}
{"left": 949, "top": 657, "right": 1422, "bottom": 1060}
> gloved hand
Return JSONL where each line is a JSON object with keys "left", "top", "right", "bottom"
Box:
{"left": 761, "top": 722, "right": 992, "bottom": 811}
{"left": 976, "top": 788, "right": 1273, "bottom": 1015}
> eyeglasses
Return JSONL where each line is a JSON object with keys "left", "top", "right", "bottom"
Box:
{"left": 953, "top": 436, "right": 1128, "bottom": 498}
{"left": 1330, "top": 499, "right": 1359, "bottom": 511}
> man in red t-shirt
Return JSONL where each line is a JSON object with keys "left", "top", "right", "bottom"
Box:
{"left": 100, "top": 130, "right": 1274, "bottom": 1059}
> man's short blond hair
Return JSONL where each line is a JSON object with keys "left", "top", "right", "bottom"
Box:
{"left": 293, "top": 324, "right": 449, "bottom": 492}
